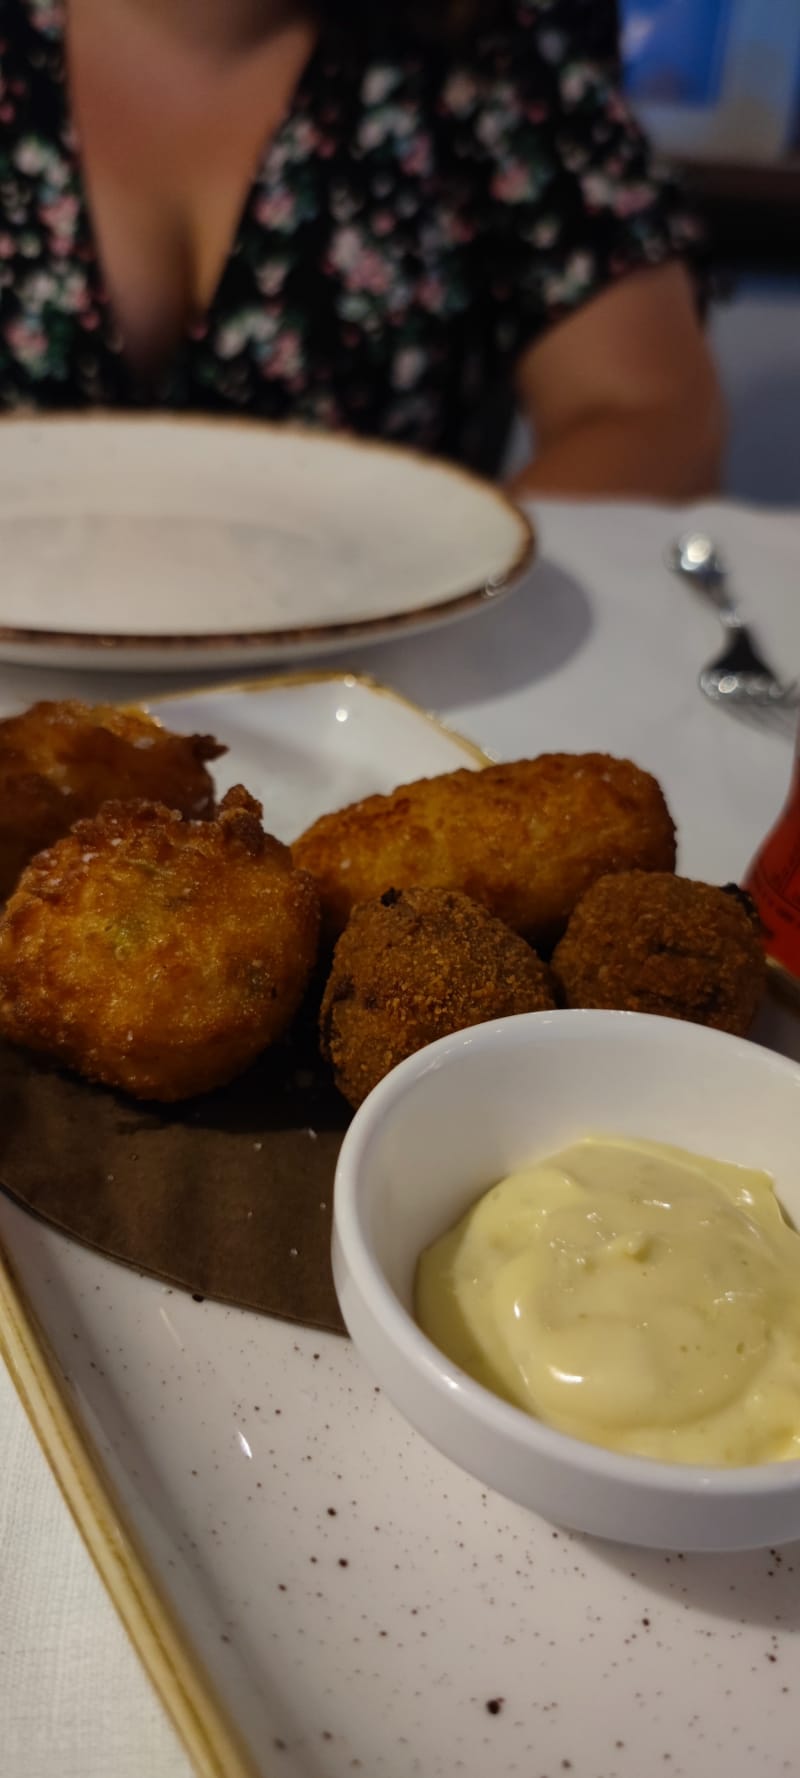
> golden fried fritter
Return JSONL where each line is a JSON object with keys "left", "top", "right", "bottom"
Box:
{"left": 320, "top": 886, "right": 556, "bottom": 1108}
{"left": 0, "top": 786, "right": 320, "bottom": 1101}
{"left": 0, "top": 699, "right": 225, "bottom": 898}
{"left": 294, "top": 754, "right": 676, "bottom": 950}
{"left": 552, "top": 871, "right": 765, "bottom": 1036}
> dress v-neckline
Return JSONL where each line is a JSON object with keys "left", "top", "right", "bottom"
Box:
{"left": 51, "top": 0, "right": 323, "bottom": 400}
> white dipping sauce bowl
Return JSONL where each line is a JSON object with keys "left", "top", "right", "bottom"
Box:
{"left": 332, "top": 1009, "right": 800, "bottom": 1552}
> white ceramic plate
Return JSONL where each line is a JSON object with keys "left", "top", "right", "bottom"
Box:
{"left": 0, "top": 417, "right": 533, "bottom": 671}
{"left": 2, "top": 675, "right": 800, "bottom": 1778}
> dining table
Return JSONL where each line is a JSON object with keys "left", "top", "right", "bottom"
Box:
{"left": 2, "top": 492, "right": 800, "bottom": 1778}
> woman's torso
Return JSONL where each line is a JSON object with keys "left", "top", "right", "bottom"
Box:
{"left": 0, "top": 0, "right": 696, "bottom": 466}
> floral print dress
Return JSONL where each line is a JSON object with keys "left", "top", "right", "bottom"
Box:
{"left": 0, "top": 0, "right": 702, "bottom": 467}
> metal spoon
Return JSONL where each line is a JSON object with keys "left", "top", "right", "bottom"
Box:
{"left": 668, "top": 533, "right": 798, "bottom": 715}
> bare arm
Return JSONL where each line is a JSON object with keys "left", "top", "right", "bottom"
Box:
{"left": 508, "top": 263, "right": 725, "bottom": 502}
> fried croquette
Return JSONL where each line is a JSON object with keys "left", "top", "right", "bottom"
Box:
{"left": 551, "top": 871, "right": 765, "bottom": 1036}
{"left": 0, "top": 786, "right": 320, "bottom": 1101}
{"left": 0, "top": 699, "right": 225, "bottom": 898}
{"left": 320, "top": 885, "right": 556, "bottom": 1108}
{"left": 293, "top": 754, "right": 676, "bottom": 950}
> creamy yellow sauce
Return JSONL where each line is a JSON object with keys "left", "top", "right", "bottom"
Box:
{"left": 415, "top": 1137, "right": 800, "bottom": 1466}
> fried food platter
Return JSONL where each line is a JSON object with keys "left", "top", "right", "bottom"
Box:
{"left": 0, "top": 673, "right": 797, "bottom": 1778}
{"left": 0, "top": 687, "right": 764, "bottom": 1116}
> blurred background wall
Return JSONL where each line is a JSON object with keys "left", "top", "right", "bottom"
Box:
{"left": 710, "top": 276, "right": 800, "bottom": 507}
{"left": 620, "top": 0, "right": 800, "bottom": 506}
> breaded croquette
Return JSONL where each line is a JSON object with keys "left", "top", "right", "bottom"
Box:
{"left": 294, "top": 754, "right": 676, "bottom": 950}
{"left": 552, "top": 871, "right": 765, "bottom": 1036}
{"left": 0, "top": 699, "right": 225, "bottom": 898}
{"left": 0, "top": 786, "right": 320, "bottom": 1101}
{"left": 320, "top": 885, "right": 556, "bottom": 1108}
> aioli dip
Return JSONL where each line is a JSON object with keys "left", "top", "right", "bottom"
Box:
{"left": 415, "top": 1137, "right": 800, "bottom": 1465}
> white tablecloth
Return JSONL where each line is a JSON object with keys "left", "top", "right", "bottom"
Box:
{"left": 2, "top": 496, "right": 800, "bottom": 1778}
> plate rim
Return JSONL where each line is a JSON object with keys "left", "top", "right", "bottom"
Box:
{"left": 0, "top": 669, "right": 489, "bottom": 1778}
{"left": 0, "top": 411, "right": 535, "bottom": 654}
{"left": 0, "top": 1234, "right": 262, "bottom": 1778}
{"left": 145, "top": 664, "right": 494, "bottom": 768}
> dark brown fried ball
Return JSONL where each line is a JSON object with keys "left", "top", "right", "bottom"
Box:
{"left": 320, "top": 885, "right": 556, "bottom": 1109}
{"left": 0, "top": 699, "right": 225, "bottom": 898}
{"left": 0, "top": 786, "right": 320, "bottom": 1101}
{"left": 551, "top": 872, "right": 765, "bottom": 1036}
{"left": 294, "top": 754, "right": 676, "bottom": 950}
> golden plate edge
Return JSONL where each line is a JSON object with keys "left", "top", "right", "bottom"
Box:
{"left": 0, "top": 1236, "right": 261, "bottom": 1778}
{"left": 0, "top": 677, "right": 488, "bottom": 1777}
{"left": 143, "top": 666, "right": 495, "bottom": 767}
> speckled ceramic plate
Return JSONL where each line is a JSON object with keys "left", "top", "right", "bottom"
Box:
{"left": 0, "top": 416, "right": 533, "bottom": 671}
{"left": 2, "top": 675, "right": 799, "bottom": 1778}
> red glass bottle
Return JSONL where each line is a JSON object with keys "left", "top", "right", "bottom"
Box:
{"left": 744, "top": 743, "right": 800, "bottom": 985}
